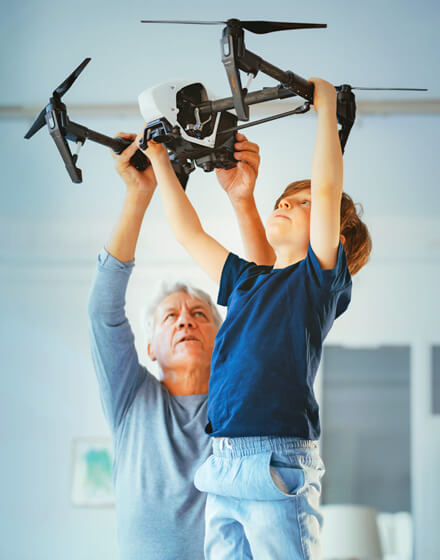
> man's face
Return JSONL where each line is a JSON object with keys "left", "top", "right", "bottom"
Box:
{"left": 147, "top": 291, "right": 218, "bottom": 374}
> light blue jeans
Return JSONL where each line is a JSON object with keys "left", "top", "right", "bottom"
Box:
{"left": 194, "top": 436, "right": 325, "bottom": 560}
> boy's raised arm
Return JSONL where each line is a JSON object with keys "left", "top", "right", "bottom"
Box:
{"left": 309, "top": 78, "right": 344, "bottom": 270}
{"left": 144, "top": 138, "right": 229, "bottom": 284}
{"left": 216, "top": 133, "right": 275, "bottom": 266}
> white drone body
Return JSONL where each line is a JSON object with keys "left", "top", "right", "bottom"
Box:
{"left": 138, "top": 79, "right": 222, "bottom": 149}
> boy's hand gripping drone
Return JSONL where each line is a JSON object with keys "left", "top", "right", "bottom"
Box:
{"left": 25, "top": 18, "right": 426, "bottom": 189}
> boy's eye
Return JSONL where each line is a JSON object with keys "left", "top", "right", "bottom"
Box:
{"left": 302, "top": 200, "right": 311, "bottom": 206}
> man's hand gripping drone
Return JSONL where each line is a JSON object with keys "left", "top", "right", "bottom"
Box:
{"left": 25, "top": 18, "right": 426, "bottom": 189}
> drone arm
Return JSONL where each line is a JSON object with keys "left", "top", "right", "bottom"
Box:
{"left": 221, "top": 20, "right": 315, "bottom": 120}
{"left": 25, "top": 57, "right": 151, "bottom": 184}
{"left": 240, "top": 50, "right": 315, "bottom": 103}
{"left": 200, "top": 81, "right": 354, "bottom": 153}
{"left": 66, "top": 120, "right": 127, "bottom": 150}
{"left": 221, "top": 24, "right": 249, "bottom": 121}
{"left": 199, "top": 85, "right": 297, "bottom": 115}
{"left": 65, "top": 120, "right": 150, "bottom": 173}
{"left": 50, "top": 118, "right": 126, "bottom": 184}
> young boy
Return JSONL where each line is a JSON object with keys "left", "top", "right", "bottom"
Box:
{"left": 142, "top": 78, "right": 371, "bottom": 559}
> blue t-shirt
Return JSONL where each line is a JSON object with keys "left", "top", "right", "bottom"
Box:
{"left": 207, "top": 242, "right": 352, "bottom": 440}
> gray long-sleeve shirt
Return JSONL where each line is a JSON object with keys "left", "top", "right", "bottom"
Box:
{"left": 88, "top": 249, "right": 211, "bottom": 560}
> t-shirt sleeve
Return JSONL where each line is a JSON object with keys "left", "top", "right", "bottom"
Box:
{"left": 217, "top": 253, "right": 257, "bottom": 307}
{"left": 305, "top": 242, "right": 352, "bottom": 318}
{"left": 88, "top": 248, "right": 159, "bottom": 432}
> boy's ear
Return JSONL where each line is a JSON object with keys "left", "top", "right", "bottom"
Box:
{"left": 147, "top": 342, "right": 156, "bottom": 361}
{"left": 340, "top": 234, "right": 346, "bottom": 246}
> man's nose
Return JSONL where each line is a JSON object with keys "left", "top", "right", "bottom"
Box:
{"left": 279, "top": 199, "right": 291, "bottom": 209}
{"left": 177, "top": 310, "right": 194, "bottom": 328}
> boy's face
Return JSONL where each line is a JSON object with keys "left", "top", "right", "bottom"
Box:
{"left": 266, "top": 188, "right": 311, "bottom": 253}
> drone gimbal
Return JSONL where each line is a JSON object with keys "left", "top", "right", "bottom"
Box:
{"left": 25, "top": 18, "right": 425, "bottom": 188}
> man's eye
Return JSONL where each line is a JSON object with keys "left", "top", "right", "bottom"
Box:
{"left": 302, "top": 200, "right": 311, "bottom": 206}
{"left": 164, "top": 313, "right": 175, "bottom": 321}
{"left": 194, "top": 311, "right": 207, "bottom": 318}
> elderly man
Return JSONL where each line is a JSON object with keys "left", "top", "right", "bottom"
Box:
{"left": 88, "top": 130, "right": 272, "bottom": 560}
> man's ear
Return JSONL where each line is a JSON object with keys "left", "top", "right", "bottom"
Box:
{"left": 147, "top": 342, "right": 156, "bottom": 362}
{"left": 340, "top": 234, "right": 346, "bottom": 245}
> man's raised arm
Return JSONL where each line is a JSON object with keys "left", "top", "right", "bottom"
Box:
{"left": 88, "top": 132, "right": 158, "bottom": 431}
{"left": 106, "top": 132, "right": 157, "bottom": 261}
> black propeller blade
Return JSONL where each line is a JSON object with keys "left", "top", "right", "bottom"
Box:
{"left": 24, "top": 57, "right": 91, "bottom": 140}
{"left": 54, "top": 57, "right": 91, "bottom": 98}
{"left": 351, "top": 86, "right": 428, "bottom": 91}
{"left": 141, "top": 20, "right": 225, "bottom": 25}
{"left": 140, "top": 19, "right": 326, "bottom": 34}
{"left": 24, "top": 107, "right": 47, "bottom": 139}
{"left": 239, "top": 21, "right": 326, "bottom": 34}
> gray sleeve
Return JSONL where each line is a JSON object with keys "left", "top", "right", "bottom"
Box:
{"left": 88, "top": 248, "right": 159, "bottom": 432}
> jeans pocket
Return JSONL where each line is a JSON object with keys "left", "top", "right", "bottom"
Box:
{"left": 194, "top": 452, "right": 310, "bottom": 501}
{"left": 267, "top": 452, "right": 306, "bottom": 498}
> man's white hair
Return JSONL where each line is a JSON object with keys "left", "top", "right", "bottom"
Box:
{"left": 141, "top": 281, "right": 223, "bottom": 341}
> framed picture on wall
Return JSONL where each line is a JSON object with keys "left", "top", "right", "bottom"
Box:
{"left": 70, "top": 437, "right": 114, "bottom": 507}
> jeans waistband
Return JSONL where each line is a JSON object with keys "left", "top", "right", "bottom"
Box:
{"left": 212, "top": 436, "right": 318, "bottom": 457}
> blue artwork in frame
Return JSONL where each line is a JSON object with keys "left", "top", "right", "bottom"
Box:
{"left": 71, "top": 438, "right": 114, "bottom": 507}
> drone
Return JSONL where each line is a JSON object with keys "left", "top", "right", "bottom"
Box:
{"left": 25, "top": 18, "right": 426, "bottom": 189}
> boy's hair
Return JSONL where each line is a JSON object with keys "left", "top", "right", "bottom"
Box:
{"left": 274, "top": 180, "right": 372, "bottom": 275}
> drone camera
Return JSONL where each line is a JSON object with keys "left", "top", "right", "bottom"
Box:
{"left": 176, "top": 83, "right": 214, "bottom": 139}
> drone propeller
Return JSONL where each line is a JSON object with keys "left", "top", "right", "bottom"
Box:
{"left": 351, "top": 86, "right": 428, "bottom": 91}
{"left": 53, "top": 57, "right": 91, "bottom": 98}
{"left": 24, "top": 57, "right": 91, "bottom": 140}
{"left": 24, "top": 107, "right": 47, "bottom": 140}
{"left": 141, "top": 19, "right": 326, "bottom": 34}
{"left": 337, "top": 85, "right": 427, "bottom": 92}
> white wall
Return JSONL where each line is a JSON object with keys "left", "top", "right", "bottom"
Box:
{"left": 1, "top": 1, "right": 439, "bottom": 558}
